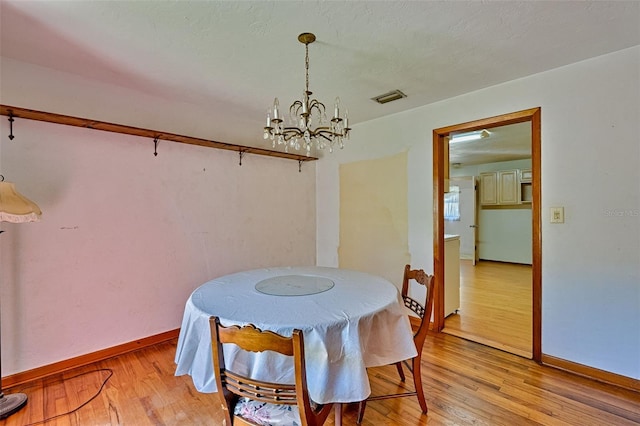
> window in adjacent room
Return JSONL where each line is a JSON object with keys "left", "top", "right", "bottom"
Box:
{"left": 444, "top": 185, "right": 460, "bottom": 221}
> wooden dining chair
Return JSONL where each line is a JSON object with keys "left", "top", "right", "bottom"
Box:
{"left": 356, "top": 264, "right": 435, "bottom": 424}
{"left": 209, "top": 316, "right": 337, "bottom": 426}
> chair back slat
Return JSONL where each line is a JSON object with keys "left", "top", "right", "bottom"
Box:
{"left": 402, "top": 295, "right": 426, "bottom": 319}
{"left": 224, "top": 370, "right": 298, "bottom": 405}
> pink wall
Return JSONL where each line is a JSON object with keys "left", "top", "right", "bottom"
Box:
{"left": 0, "top": 60, "right": 316, "bottom": 375}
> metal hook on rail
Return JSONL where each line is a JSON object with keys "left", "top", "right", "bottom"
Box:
{"left": 8, "top": 113, "right": 15, "bottom": 140}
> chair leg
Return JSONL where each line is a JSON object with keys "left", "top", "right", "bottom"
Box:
{"left": 335, "top": 403, "right": 343, "bottom": 426}
{"left": 356, "top": 400, "right": 367, "bottom": 424}
{"left": 395, "top": 361, "right": 406, "bottom": 381}
{"left": 412, "top": 357, "right": 428, "bottom": 414}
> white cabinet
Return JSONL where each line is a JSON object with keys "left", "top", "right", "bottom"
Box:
{"left": 479, "top": 172, "right": 498, "bottom": 205}
{"left": 480, "top": 169, "right": 530, "bottom": 206}
{"left": 497, "top": 170, "right": 519, "bottom": 204}
{"left": 520, "top": 169, "right": 533, "bottom": 203}
{"left": 444, "top": 235, "right": 460, "bottom": 317}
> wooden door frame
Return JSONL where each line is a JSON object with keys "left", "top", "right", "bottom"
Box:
{"left": 432, "top": 107, "right": 542, "bottom": 361}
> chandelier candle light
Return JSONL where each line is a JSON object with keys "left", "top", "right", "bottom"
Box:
{"left": 264, "top": 33, "right": 350, "bottom": 155}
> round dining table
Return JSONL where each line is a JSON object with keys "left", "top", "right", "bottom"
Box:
{"left": 174, "top": 266, "right": 417, "bottom": 405}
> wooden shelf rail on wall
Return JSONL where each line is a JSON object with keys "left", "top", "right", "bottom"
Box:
{"left": 0, "top": 105, "right": 318, "bottom": 163}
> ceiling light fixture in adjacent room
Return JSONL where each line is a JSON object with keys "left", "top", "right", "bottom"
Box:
{"left": 450, "top": 129, "right": 491, "bottom": 144}
{"left": 264, "top": 33, "right": 350, "bottom": 156}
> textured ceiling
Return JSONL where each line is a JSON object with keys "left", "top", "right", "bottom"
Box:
{"left": 450, "top": 122, "right": 531, "bottom": 167}
{"left": 1, "top": 1, "right": 639, "bottom": 154}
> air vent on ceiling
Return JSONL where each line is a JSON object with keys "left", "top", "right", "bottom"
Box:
{"left": 371, "top": 90, "right": 406, "bottom": 104}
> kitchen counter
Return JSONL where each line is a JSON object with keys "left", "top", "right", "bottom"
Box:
{"left": 444, "top": 234, "right": 460, "bottom": 317}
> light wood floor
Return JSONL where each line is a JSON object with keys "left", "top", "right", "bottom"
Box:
{"left": 443, "top": 259, "right": 533, "bottom": 358}
{"left": 2, "top": 335, "right": 639, "bottom": 426}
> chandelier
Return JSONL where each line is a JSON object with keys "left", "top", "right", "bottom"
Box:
{"left": 263, "top": 33, "right": 350, "bottom": 155}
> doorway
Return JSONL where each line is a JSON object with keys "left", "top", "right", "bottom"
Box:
{"left": 444, "top": 176, "right": 478, "bottom": 265}
{"left": 432, "top": 108, "right": 542, "bottom": 362}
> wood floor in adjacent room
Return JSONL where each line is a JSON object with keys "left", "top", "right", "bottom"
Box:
{"left": 443, "top": 259, "right": 533, "bottom": 358}
{"left": 2, "top": 335, "right": 638, "bottom": 426}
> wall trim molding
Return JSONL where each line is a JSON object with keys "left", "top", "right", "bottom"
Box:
{"left": 2, "top": 329, "right": 180, "bottom": 389}
{"left": 541, "top": 354, "right": 640, "bottom": 393}
{"left": 433, "top": 327, "right": 639, "bottom": 393}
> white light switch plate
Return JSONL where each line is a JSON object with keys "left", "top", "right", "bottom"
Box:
{"left": 550, "top": 207, "right": 564, "bottom": 223}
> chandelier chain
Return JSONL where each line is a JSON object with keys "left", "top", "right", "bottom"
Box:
{"left": 305, "top": 43, "right": 310, "bottom": 94}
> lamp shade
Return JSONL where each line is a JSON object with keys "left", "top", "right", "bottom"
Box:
{"left": 0, "top": 181, "right": 42, "bottom": 223}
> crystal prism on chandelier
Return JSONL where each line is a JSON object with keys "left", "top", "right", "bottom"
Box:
{"left": 263, "top": 33, "right": 350, "bottom": 156}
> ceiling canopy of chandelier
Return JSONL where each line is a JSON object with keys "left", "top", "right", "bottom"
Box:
{"left": 264, "top": 33, "right": 350, "bottom": 156}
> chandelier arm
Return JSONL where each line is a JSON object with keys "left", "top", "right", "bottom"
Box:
{"left": 290, "top": 100, "right": 303, "bottom": 113}
{"left": 281, "top": 127, "right": 304, "bottom": 141}
{"left": 309, "top": 127, "right": 333, "bottom": 134}
{"left": 312, "top": 130, "right": 336, "bottom": 142}
{"left": 308, "top": 99, "right": 326, "bottom": 112}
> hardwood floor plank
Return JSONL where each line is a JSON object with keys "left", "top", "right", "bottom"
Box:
{"left": 444, "top": 259, "right": 533, "bottom": 357}
{"left": 1, "top": 335, "right": 638, "bottom": 425}
{"left": 499, "top": 379, "right": 638, "bottom": 426}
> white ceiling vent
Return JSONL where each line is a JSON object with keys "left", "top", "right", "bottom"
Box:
{"left": 371, "top": 90, "right": 407, "bottom": 104}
